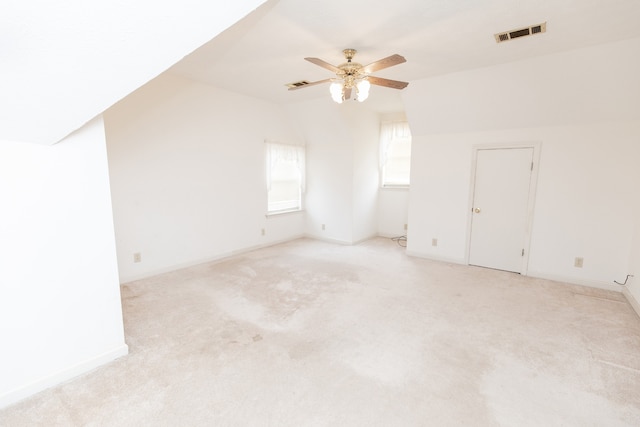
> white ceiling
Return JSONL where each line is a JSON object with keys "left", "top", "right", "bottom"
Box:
{"left": 170, "top": 0, "right": 640, "bottom": 113}
{"left": 1, "top": 0, "right": 266, "bottom": 145}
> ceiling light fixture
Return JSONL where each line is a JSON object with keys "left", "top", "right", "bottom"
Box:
{"left": 329, "top": 77, "right": 370, "bottom": 104}
{"left": 327, "top": 49, "right": 371, "bottom": 104}
{"left": 288, "top": 49, "right": 408, "bottom": 103}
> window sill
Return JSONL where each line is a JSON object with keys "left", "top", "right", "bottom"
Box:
{"left": 266, "top": 209, "right": 305, "bottom": 218}
{"left": 380, "top": 185, "right": 410, "bottom": 190}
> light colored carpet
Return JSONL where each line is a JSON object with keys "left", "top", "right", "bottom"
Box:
{"left": 2, "top": 237, "right": 640, "bottom": 426}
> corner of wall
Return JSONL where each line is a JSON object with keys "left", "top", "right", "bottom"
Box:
{"left": 0, "top": 345, "right": 128, "bottom": 409}
{"left": 623, "top": 285, "right": 640, "bottom": 319}
{"left": 0, "top": 117, "right": 127, "bottom": 409}
{"left": 525, "top": 271, "right": 623, "bottom": 293}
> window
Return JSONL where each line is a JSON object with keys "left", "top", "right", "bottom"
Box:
{"left": 380, "top": 121, "right": 412, "bottom": 187}
{"left": 266, "top": 141, "right": 305, "bottom": 214}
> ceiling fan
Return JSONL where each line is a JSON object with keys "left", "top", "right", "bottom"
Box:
{"left": 288, "top": 49, "right": 409, "bottom": 103}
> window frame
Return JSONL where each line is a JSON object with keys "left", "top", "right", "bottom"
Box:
{"left": 379, "top": 121, "right": 412, "bottom": 188}
{"left": 265, "top": 141, "right": 305, "bottom": 216}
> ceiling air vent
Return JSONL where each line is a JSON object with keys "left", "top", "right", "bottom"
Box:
{"left": 285, "top": 80, "right": 310, "bottom": 89}
{"left": 495, "top": 22, "right": 546, "bottom": 43}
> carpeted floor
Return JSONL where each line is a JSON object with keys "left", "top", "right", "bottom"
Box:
{"left": 1, "top": 237, "right": 640, "bottom": 426}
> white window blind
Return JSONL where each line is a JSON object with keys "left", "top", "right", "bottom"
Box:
{"left": 380, "top": 121, "right": 412, "bottom": 187}
{"left": 266, "top": 141, "right": 305, "bottom": 214}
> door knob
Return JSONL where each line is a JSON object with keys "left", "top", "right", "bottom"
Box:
{"left": 474, "top": 207, "right": 481, "bottom": 213}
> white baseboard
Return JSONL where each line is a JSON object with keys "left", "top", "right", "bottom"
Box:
{"left": 377, "top": 232, "right": 407, "bottom": 239}
{"left": 623, "top": 287, "right": 640, "bottom": 319}
{"left": 353, "top": 233, "right": 380, "bottom": 245}
{"left": 302, "top": 234, "right": 353, "bottom": 246}
{"left": 122, "top": 234, "right": 391, "bottom": 284}
{"left": 0, "top": 344, "right": 128, "bottom": 409}
{"left": 120, "top": 235, "right": 305, "bottom": 284}
{"left": 405, "top": 249, "right": 466, "bottom": 266}
{"left": 310, "top": 237, "right": 352, "bottom": 245}
{"left": 304, "top": 233, "right": 380, "bottom": 246}
{"left": 405, "top": 252, "right": 624, "bottom": 294}
{"left": 523, "top": 271, "right": 622, "bottom": 293}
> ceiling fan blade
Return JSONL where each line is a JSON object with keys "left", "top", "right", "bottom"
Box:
{"left": 304, "top": 57, "right": 342, "bottom": 73}
{"left": 367, "top": 76, "right": 409, "bottom": 90}
{"left": 363, "top": 54, "right": 406, "bottom": 74}
{"left": 287, "top": 78, "right": 333, "bottom": 91}
{"left": 344, "top": 87, "right": 352, "bottom": 100}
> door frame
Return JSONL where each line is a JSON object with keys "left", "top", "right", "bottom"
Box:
{"left": 465, "top": 142, "right": 541, "bottom": 275}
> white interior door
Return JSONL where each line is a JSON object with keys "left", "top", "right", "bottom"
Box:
{"left": 469, "top": 148, "right": 534, "bottom": 273}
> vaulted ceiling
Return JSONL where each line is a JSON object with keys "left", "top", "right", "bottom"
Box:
{"left": 170, "top": 0, "right": 640, "bottom": 113}
{"left": 4, "top": 0, "right": 640, "bottom": 145}
{"left": 1, "top": 0, "right": 266, "bottom": 145}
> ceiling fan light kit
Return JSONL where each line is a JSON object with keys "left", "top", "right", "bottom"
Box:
{"left": 288, "top": 48, "right": 408, "bottom": 104}
{"left": 330, "top": 79, "right": 370, "bottom": 104}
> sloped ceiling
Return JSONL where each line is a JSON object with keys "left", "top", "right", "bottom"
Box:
{"left": 4, "top": 0, "right": 640, "bottom": 146}
{"left": 170, "top": 0, "right": 640, "bottom": 114}
{"left": 0, "top": 0, "right": 268, "bottom": 145}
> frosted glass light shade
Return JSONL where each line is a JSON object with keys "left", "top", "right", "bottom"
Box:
{"left": 329, "top": 82, "right": 344, "bottom": 103}
{"left": 356, "top": 80, "right": 370, "bottom": 102}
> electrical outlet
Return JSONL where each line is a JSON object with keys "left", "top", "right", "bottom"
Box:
{"left": 432, "top": 238, "right": 438, "bottom": 247}
{"left": 133, "top": 252, "right": 142, "bottom": 263}
{"left": 321, "top": 224, "right": 325, "bottom": 231}
{"left": 574, "top": 257, "right": 583, "bottom": 268}
{"left": 261, "top": 228, "right": 265, "bottom": 236}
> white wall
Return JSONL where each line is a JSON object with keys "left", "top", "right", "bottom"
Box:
{"left": 626, "top": 194, "right": 640, "bottom": 315}
{"left": 345, "top": 105, "right": 380, "bottom": 243}
{"left": 1, "top": 0, "right": 267, "bottom": 145}
{"left": 104, "top": 73, "right": 305, "bottom": 283}
{"left": 378, "top": 112, "right": 410, "bottom": 238}
{"left": 0, "top": 117, "right": 127, "bottom": 408}
{"left": 287, "top": 99, "right": 354, "bottom": 243}
{"left": 404, "top": 36, "right": 640, "bottom": 290}
{"left": 287, "top": 99, "right": 381, "bottom": 244}
{"left": 378, "top": 188, "right": 410, "bottom": 237}
{"left": 405, "top": 37, "right": 640, "bottom": 137}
